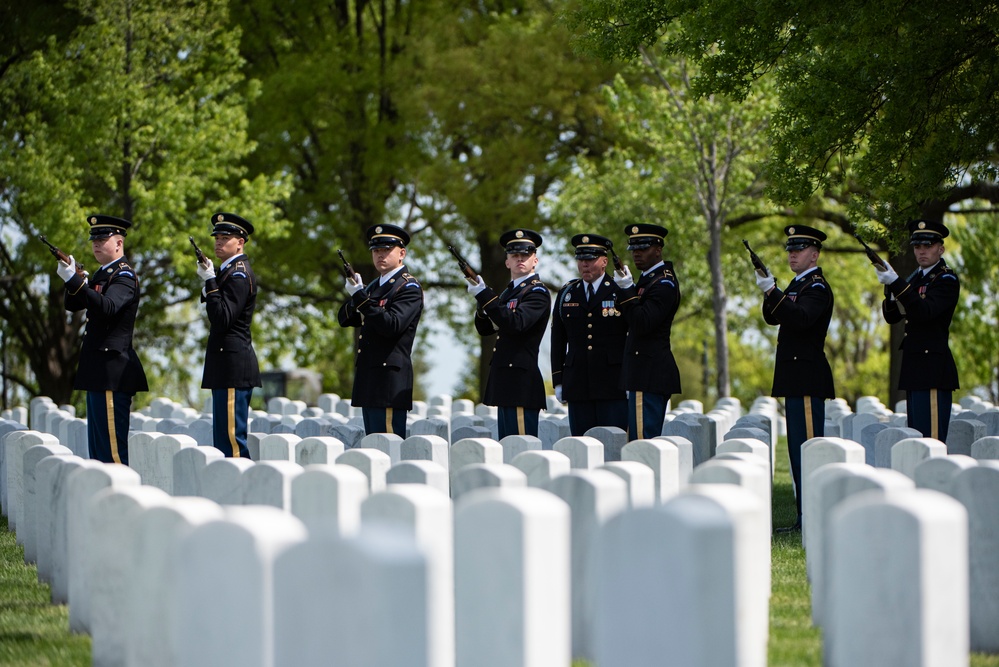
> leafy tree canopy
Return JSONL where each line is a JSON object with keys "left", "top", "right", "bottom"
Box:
{"left": 566, "top": 0, "right": 999, "bottom": 227}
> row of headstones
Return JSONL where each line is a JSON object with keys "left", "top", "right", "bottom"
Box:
{"left": 6, "top": 399, "right": 993, "bottom": 664}
{"left": 822, "top": 394, "right": 999, "bottom": 446}
{"left": 795, "top": 435, "right": 999, "bottom": 661}
{"left": 9, "top": 394, "right": 779, "bottom": 474}
{"left": 2, "top": 424, "right": 779, "bottom": 667}
{"left": 6, "top": 423, "right": 991, "bottom": 665}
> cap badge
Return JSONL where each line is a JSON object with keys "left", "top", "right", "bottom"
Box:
{"left": 631, "top": 226, "right": 639, "bottom": 234}
{"left": 216, "top": 214, "right": 224, "bottom": 222}
{"left": 89, "top": 216, "right": 96, "bottom": 224}
{"left": 375, "top": 226, "right": 383, "bottom": 233}
{"left": 582, "top": 236, "right": 589, "bottom": 243}
{"left": 918, "top": 221, "right": 926, "bottom": 229}
{"left": 788, "top": 227, "right": 796, "bottom": 234}
{"left": 516, "top": 230, "right": 524, "bottom": 238}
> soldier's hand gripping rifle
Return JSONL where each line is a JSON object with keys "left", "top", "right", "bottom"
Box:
{"left": 853, "top": 235, "right": 888, "bottom": 271}
{"left": 189, "top": 236, "right": 209, "bottom": 266}
{"left": 742, "top": 240, "right": 770, "bottom": 278}
{"left": 448, "top": 244, "right": 480, "bottom": 285}
{"left": 39, "top": 235, "right": 86, "bottom": 276}
{"left": 337, "top": 249, "right": 359, "bottom": 285}
{"left": 610, "top": 247, "right": 626, "bottom": 275}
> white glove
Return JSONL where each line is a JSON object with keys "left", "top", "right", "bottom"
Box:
{"left": 467, "top": 275, "right": 487, "bottom": 296}
{"left": 346, "top": 273, "right": 365, "bottom": 295}
{"left": 56, "top": 256, "right": 76, "bottom": 282}
{"left": 875, "top": 264, "right": 898, "bottom": 285}
{"left": 755, "top": 270, "right": 776, "bottom": 293}
{"left": 555, "top": 385, "right": 565, "bottom": 404}
{"left": 613, "top": 265, "right": 634, "bottom": 289}
{"left": 197, "top": 259, "right": 216, "bottom": 281}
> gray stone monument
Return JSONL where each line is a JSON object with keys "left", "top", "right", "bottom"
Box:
{"left": 825, "top": 489, "right": 968, "bottom": 667}
{"left": 454, "top": 488, "right": 570, "bottom": 667}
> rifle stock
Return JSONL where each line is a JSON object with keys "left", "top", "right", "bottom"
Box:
{"left": 610, "top": 248, "right": 626, "bottom": 274}
{"left": 448, "top": 244, "right": 479, "bottom": 284}
{"left": 853, "top": 235, "right": 888, "bottom": 270}
{"left": 188, "top": 236, "right": 208, "bottom": 266}
{"left": 39, "top": 235, "right": 86, "bottom": 276}
{"left": 337, "top": 249, "right": 358, "bottom": 285}
{"left": 741, "top": 240, "right": 770, "bottom": 278}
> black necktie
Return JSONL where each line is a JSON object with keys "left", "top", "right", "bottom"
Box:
{"left": 586, "top": 283, "right": 594, "bottom": 303}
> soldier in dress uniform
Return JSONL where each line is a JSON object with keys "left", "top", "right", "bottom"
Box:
{"left": 197, "top": 212, "right": 261, "bottom": 458}
{"left": 613, "top": 223, "right": 681, "bottom": 440}
{"left": 58, "top": 214, "right": 148, "bottom": 464}
{"left": 551, "top": 233, "right": 629, "bottom": 435}
{"left": 467, "top": 229, "right": 551, "bottom": 439}
{"left": 337, "top": 223, "right": 423, "bottom": 437}
{"left": 756, "top": 224, "right": 835, "bottom": 533}
{"left": 873, "top": 219, "right": 959, "bottom": 441}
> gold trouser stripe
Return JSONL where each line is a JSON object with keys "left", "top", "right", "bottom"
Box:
{"left": 636, "top": 391, "right": 644, "bottom": 440}
{"left": 517, "top": 407, "right": 526, "bottom": 435}
{"left": 929, "top": 390, "right": 939, "bottom": 439}
{"left": 803, "top": 395, "right": 815, "bottom": 441}
{"left": 386, "top": 407, "right": 394, "bottom": 433}
{"left": 106, "top": 391, "right": 121, "bottom": 464}
{"left": 227, "top": 388, "right": 239, "bottom": 457}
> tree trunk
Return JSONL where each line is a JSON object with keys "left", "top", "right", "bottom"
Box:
{"left": 887, "top": 249, "right": 917, "bottom": 409}
{"left": 707, "top": 213, "right": 730, "bottom": 399}
{"left": 475, "top": 235, "right": 509, "bottom": 399}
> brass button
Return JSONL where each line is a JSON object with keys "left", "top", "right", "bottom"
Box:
{"left": 588, "top": 346, "right": 593, "bottom": 351}
{"left": 587, "top": 335, "right": 592, "bottom": 339}
{"left": 587, "top": 312, "right": 593, "bottom": 317}
{"left": 587, "top": 323, "right": 593, "bottom": 329}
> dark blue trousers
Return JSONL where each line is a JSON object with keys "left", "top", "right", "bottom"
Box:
{"left": 785, "top": 395, "right": 825, "bottom": 519}
{"left": 906, "top": 389, "right": 952, "bottom": 442}
{"left": 212, "top": 388, "right": 252, "bottom": 458}
{"left": 568, "top": 398, "right": 629, "bottom": 437}
{"left": 362, "top": 407, "right": 408, "bottom": 437}
{"left": 86, "top": 390, "right": 133, "bottom": 465}
{"left": 497, "top": 407, "right": 540, "bottom": 440}
{"left": 628, "top": 391, "right": 668, "bottom": 441}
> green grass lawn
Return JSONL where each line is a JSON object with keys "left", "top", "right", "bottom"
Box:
{"left": 0, "top": 437, "right": 997, "bottom": 665}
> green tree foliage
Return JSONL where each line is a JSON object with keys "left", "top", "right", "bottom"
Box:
{"left": 407, "top": 0, "right": 620, "bottom": 395}
{"left": 566, "top": 0, "right": 999, "bottom": 229}
{"left": 951, "top": 215, "right": 999, "bottom": 403}
{"left": 0, "top": 0, "right": 290, "bottom": 406}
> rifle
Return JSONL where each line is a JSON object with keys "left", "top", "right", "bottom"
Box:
{"left": 742, "top": 240, "right": 770, "bottom": 278}
{"left": 610, "top": 247, "right": 626, "bottom": 274}
{"left": 38, "top": 235, "right": 86, "bottom": 276}
{"left": 853, "top": 234, "right": 888, "bottom": 271}
{"left": 337, "top": 249, "right": 358, "bottom": 285}
{"left": 448, "top": 244, "right": 479, "bottom": 284}
{"left": 188, "top": 236, "right": 208, "bottom": 266}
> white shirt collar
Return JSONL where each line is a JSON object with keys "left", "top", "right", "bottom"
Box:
{"left": 512, "top": 273, "right": 533, "bottom": 289}
{"left": 642, "top": 260, "right": 665, "bottom": 277}
{"left": 795, "top": 266, "right": 819, "bottom": 280}
{"left": 220, "top": 253, "right": 244, "bottom": 272}
{"left": 378, "top": 265, "right": 405, "bottom": 286}
{"left": 921, "top": 260, "right": 941, "bottom": 276}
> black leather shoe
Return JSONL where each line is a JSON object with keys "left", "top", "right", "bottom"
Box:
{"left": 775, "top": 518, "right": 802, "bottom": 534}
